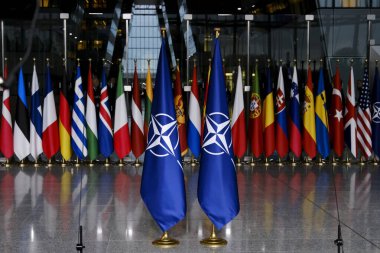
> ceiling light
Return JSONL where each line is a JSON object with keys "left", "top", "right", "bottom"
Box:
{"left": 237, "top": 7, "right": 242, "bottom": 11}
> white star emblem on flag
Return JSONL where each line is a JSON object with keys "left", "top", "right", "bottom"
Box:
{"left": 203, "top": 112, "right": 231, "bottom": 156}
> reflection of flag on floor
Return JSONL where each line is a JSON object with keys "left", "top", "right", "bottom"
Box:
{"left": 198, "top": 38, "right": 239, "bottom": 230}
{"left": 263, "top": 66, "right": 275, "bottom": 158}
{"left": 42, "top": 63, "right": 60, "bottom": 159}
{"left": 0, "top": 62, "right": 13, "bottom": 159}
{"left": 14, "top": 67, "right": 30, "bottom": 160}
{"left": 357, "top": 65, "right": 372, "bottom": 158}
{"left": 315, "top": 67, "right": 330, "bottom": 159}
{"left": 141, "top": 38, "right": 186, "bottom": 232}
{"left": 43, "top": 172, "right": 60, "bottom": 237}
{"left": 275, "top": 66, "right": 288, "bottom": 158}
{"left": 30, "top": 64, "right": 43, "bottom": 161}
{"left": 98, "top": 66, "right": 114, "bottom": 158}
{"left": 231, "top": 65, "right": 247, "bottom": 158}
{"left": 188, "top": 61, "right": 201, "bottom": 158}
{"left": 344, "top": 66, "right": 357, "bottom": 158}
{"left": 371, "top": 66, "right": 380, "bottom": 158}
{"left": 1, "top": 173, "right": 14, "bottom": 240}
{"left": 289, "top": 65, "right": 302, "bottom": 158}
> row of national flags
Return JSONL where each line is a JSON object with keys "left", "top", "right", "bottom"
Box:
{"left": 1, "top": 59, "right": 380, "bottom": 161}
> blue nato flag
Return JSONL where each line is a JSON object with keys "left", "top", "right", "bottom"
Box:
{"left": 140, "top": 38, "right": 186, "bottom": 232}
{"left": 198, "top": 38, "right": 240, "bottom": 230}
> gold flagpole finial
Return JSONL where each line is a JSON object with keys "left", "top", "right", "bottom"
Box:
{"left": 279, "top": 59, "right": 283, "bottom": 65}
{"left": 376, "top": 60, "right": 379, "bottom": 66}
{"left": 193, "top": 57, "right": 197, "bottom": 66}
{"left": 77, "top": 58, "right": 80, "bottom": 66}
{"left": 118, "top": 58, "right": 122, "bottom": 64}
{"left": 255, "top": 58, "right": 259, "bottom": 63}
{"left": 33, "top": 57, "right": 36, "bottom": 64}
{"left": 214, "top": 27, "right": 220, "bottom": 38}
{"left": 308, "top": 59, "right": 311, "bottom": 65}
{"left": 238, "top": 58, "right": 241, "bottom": 65}
{"left": 161, "top": 27, "right": 166, "bottom": 38}
{"left": 19, "top": 57, "right": 23, "bottom": 62}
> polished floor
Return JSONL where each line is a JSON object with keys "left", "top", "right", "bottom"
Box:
{"left": 0, "top": 162, "right": 380, "bottom": 252}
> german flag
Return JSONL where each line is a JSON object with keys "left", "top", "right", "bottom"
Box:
{"left": 59, "top": 65, "right": 72, "bottom": 161}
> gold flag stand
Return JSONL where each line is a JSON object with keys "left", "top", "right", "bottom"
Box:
{"left": 264, "top": 157, "right": 270, "bottom": 166}
{"left": 89, "top": 160, "right": 94, "bottom": 167}
{"left": 317, "top": 156, "right": 323, "bottom": 166}
{"left": 118, "top": 159, "right": 124, "bottom": 167}
{"left": 291, "top": 155, "right": 297, "bottom": 166}
{"left": 343, "top": 153, "right": 351, "bottom": 165}
{"left": 373, "top": 156, "right": 379, "bottom": 166}
{"left": 277, "top": 157, "right": 283, "bottom": 166}
{"left": 200, "top": 224, "right": 227, "bottom": 247}
{"left": 236, "top": 158, "right": 242, "bottom": 167}
{"left": 332, "top": 154, "right": 337, "bottom": 166}
{"left": 152, "top": 231, "right": 179, "bottom": 248}
{"left": 20, "top": 159, "right": 25, "bottom": 167}
{"left": 105, "top": 158, "right": 110, "bottom": 167}
{"left": 360, "top": 155, "right": 366, "bottom": 165}
{"left": 61, "top": 158, "right": 67, "bottom": 167}
{"left": 134, "top": 158, "right": 141, "bottom": 167}
{"left": 191, "top": 155, "right": 197, "bottom": 166}
{"left": 250, "top": 157, "right": 255, "bottom": 167}
{"left": 5, "top": 159, "right": 10, "bottom": 167}
{"left": 47, "top": 159, "right": 53, "bottom": 167}
{"left": 75, "top": 157, "right": 80, "bottom": 167}
{"left": 304, "top": 155, "right": 311, "bottom": 166}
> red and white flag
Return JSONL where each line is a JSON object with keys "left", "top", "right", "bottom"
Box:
{"left": 0, "top": 62, "right": 13, "bottom": 158}
{"left": 344, "top": 66, "right": 357, "bottom": 158}
{"left": 330, "top": 65, "right": 344, "bottom": 157}
{"left": 231, "top": 65, "right": 247, "bottom": 158}
{"left": 131, "top": 64, "right": 145, "bottom": 159}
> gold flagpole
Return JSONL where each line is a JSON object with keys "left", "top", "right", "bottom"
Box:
{"left": 200, "top": 224, "right": 227, "bottom": 247}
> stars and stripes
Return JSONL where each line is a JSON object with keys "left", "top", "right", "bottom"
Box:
{"left": 357, "top": 65, "right": 372, "bottom": 158}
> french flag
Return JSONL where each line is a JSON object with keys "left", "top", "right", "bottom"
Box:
{"left": 42, "top": 63, "right": 60, "bottom": 159}
{"left": 187, "top": 61, "right": 201, "bottom": 158}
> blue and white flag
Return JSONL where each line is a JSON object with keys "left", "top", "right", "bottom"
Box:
{"left": 30, "top": 64, "right": 43, "bottom": 160}
{"left": 198, "top": 38, "right": 239, "bottom": 230}
{"left": 140, "top": 39, "right": 186, "bottom": 232}
{"left": 187, "top": 63, "right": 201, "bottom": 158}
{"left": 71, "top": 65, "right": 87, "bottom": 159}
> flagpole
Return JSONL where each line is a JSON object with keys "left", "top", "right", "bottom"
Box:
{"left": 200, "top": 224, "right": 227, "bottom": 247}
{"left": 60, "top": 13, "right": 69, "bottom": 70}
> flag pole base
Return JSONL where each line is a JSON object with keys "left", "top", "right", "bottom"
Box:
{"left": 75, "top": 158, "right": 80, "bottom": 167}
{"left": 343, "top": 155, "right": 351, "bottom": 165}
{"left": 200, "top": 225, "right": 227, "bottom": 247}
{"left": 61, "top": 159, "right": 67, "bottom": 167}
{"left": 5, "top": 159, "right": 10, "bottom": 167}
{"left": 47, "top": 159, "right": 53, "bottom": 167}
{"left": 250, "top": 158, "right": 255, "bottom": 166}
{"left": 152, "top": 231, "right": 179, "bottom": 248}
{"left": 191, "top": 156, "right": 197, "bottom": 166}
{"left": 291, "top": 156, "right": 297, "bottom": 166}
{"left": 34, "top": 160, "right": 39, "bottom": 167}
{"left": 277, "top": 157, "right": 283, "bottom": 166}
{"left": 236, "top": 158, "right": 242, "bottom": 167}
{"left": 20, "top": 159, "right": 25, "bottom": 167}
{"left": 332, "top": 156, "right": 338, "bottom": 166}
{"left": 264, "top": 157, "right": 270, "bottom": 166}
{"left": 360, "top": 156, "right": 366, "bottom": 165}
{"left": 373, "top": 157, "right": 379, "bottom": 165}
{"left": 134, "top": 158, "right": 141, "bottom": 167}
{"left": 317, "top": 156, "right": 323, "bottom": 166}
{"left": 105, "top": 158, "right": 110, "bottom": 167}
{"left": 118, "top": 159, "right": 124, "bottom": 167}
{"left": 88, "top": 160, "right": 94, "bottom": 167}
{"left": 304, "top": 156, "right": 311, "bottom": 166}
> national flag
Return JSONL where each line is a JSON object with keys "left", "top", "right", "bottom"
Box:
{"left": 59, "top": 65, "right": 72, "bottom": 161}
{"left": 140, "top": 38, "right": 186, "bottom": 232}
{"left": 131, "top": 64, "right": 145, "bottom": 158}
{"left": 263, "top": 66, "right": 275, "bottom": 157}
{"left": 98, "top": 66, "right": 114, "bottom": 157}
{"left": 187, "top": 61, "right": 201, "bottom": 158}
{"left": 289, "top": 65, "right": 302, "bottom": 158}
{"left": 275, "top": 65, "right": 288, "bottom": 158}
{"left": 144, "top": 61, "right": 153, "bottom": 143}
{"left": 201, "top": 59, "right": 211, "bottom": 141}
{"left": 71, "top": 65, "right": 87, "bottom": 159}
{"left": 42, "top": 63, "right": 60, "bottom": 159}
{"left": 248, "top": 63, "right": 263, "bottom": 158}
{"left": 344, "top": 66, "right": 357, "bottom": 158}
{"left": 315, "top": 67, "right": 330, "bottom": 159}
{"left": 231, "top": 65, "right": 247, "bottom": 158}
{"left": 0, "top": 62, "right": 13, "bottom": 158}
{"left": 371, "top": 66, "right": 380, "bottom": 158}
{"left": 198, "top": 38, "right": 239, "bottom": 230}
{"left": 303, "top": 65, "right": 317, "bottom": 159}
{"left": 174, "top": 65, "right": 188, "bottom": 156}
{"left": 330, "top": 65, "right": 344, "bottom": 157}
{"left": 30, "top": 64, "right": 43, "bottom": 161}
{"left": 357, "top": 65, "right": 372, "bottom": 158}
{"left": 14, "top": 67, "right": 30, "bottom": 160}
{"left": 113, "top": 63, "right": 131, "bottom": 159}
{"left": 86, "top": 62, "right": 98, "bottom": 160}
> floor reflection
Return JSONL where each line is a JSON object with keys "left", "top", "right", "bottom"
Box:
{"left": 0, "top": 164, "right": 379, "bottom": 252}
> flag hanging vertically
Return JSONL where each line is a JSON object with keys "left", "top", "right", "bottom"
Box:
{"left": 131, "top": 64, "right": 145, "bottom": 159}
{"left": 59, "top": 65, "right": 72, "bottom": 161}
{"left": 174, "top": 64, "right": 188, "bottom": 156}
{"left": 42, "top": 62, "right": 60, "bottom": 159}
{"left": 249, "top": 63, "right": 263, "bottom": 158}
{"left": 289, "top": 65, "right": 302, "bottom": 158}
{"left": 86, "top": 62, "right": 98, "bottom": 161}
{"left": 98, "top": 66, "right": 114, "bottom": 158}
{"left": 144, "top": 60, "right": 153, "bottom": 143}
{"left": 114, "top": 63, "right": 131, "bottom": 159}
{"left": 344, "top": 65, "right": 357, "bottom": 158}
{"left": 198, "top": 38, "right": 239, "bottom": 230}
{"left": 30, "top": 64, "right": 43, "bottom": 161}
{"left": 263, "top": 65, "right": 275, "bottom": 158}
{"left": 231, "top": 64, "right": 247, "bottom": 158}
{"left": 303, "top": 65, "right": 317, "bottom": 159}
{"left": 315, "top": 67, "right": 330, "bottom": 159}
{"left": 14, "top": 67, "right": 30, "bottom": 160}
{"left": 357, "top": 65, "right": 372, "bottom": 158}
{"left": 0, "top": 61, "right": 13, "bottom": 158}
{"left": 140, "top": 38, "right": 186, "bottom": 232}
{"left": 71, "top": 65, "right": 87, "bottom": 159}
{"left": 372, "top": 66, "right": 380, "bottom": 158}
{"left": 330, "top": 65, "right": 344, "bottom": 157}
{"left": 275, "top": 65, "right": 288, "bottom": 158}
{"left": 201, "top": 59, "right": 211, "bottom": 141}
{"left": 187, "top": 61, "right": 201, "bottom": 158}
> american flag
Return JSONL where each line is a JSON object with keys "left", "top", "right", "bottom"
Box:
{"left": 357, "top": 66, "right": 372, "bottom": 158}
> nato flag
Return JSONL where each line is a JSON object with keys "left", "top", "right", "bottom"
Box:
{"left": 198, "top": 38, "right": 240, "bottom": 230}
{"left": 140, "top": 39, "right": 186, "bottom": 232}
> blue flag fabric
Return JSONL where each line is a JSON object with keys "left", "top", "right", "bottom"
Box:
{"left": 198, "top": 38, "right": 240, "bottom": 230}
{"left": 372, "top": 66, "right": 380, "bottom": 158}
{"left": 140, "top": 39, "right": 186, "bottom": 232}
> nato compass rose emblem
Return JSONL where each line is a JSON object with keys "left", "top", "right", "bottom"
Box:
{"left": 203, "top": 112, "right": 232, "bottom": 157}
{"left": 373, "top": 102, "right": 380, "bottom": 124}
{"left": 146, "top": 113, "right": 181, "bottom": 166}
